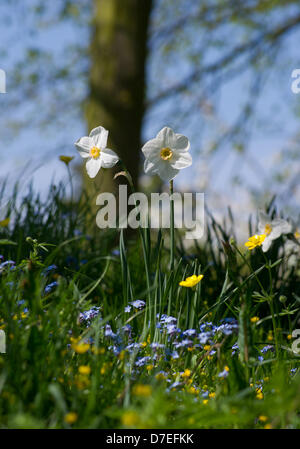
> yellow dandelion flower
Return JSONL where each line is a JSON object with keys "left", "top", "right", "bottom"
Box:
{"left": 251, "top": 316, "right": 259, "bottom": 323}
{"left": 179, "top": 274, "right": 204, "bottom": 288}
{"left": 245, "top": 234, "right": 266, "bottom": 250}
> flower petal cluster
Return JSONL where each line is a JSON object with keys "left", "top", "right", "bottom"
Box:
{"left": 142, "top": 127, "right": 192, "bottom": 182}
{"left": 75, "top": 126, "right": 119, "bottom": 178}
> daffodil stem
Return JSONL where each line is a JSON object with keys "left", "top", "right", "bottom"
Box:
{"left": 170, "top": 180, "right": 175, "bottom": 271}
{"left": 261, "top": 251, "right": 279, "bottom": 358}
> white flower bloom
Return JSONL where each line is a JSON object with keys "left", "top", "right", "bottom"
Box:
{"left": 142, "top": 126, "right": 192, "bottom": 182}
{"left": 75, "top": 126, "right": 119, "bottom": 178}
{"left": 258, "top": 210, "right": 292, "bottom": 252}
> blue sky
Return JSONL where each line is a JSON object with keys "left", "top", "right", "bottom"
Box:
{"left": 0, "top": 1, "right": 300, "bottom": 225}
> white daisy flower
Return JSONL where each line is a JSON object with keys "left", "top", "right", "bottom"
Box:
{"left": 75, "top": 126, "right": 119, "bottom": 178}
{"left": 258, "top": 210, "right": 292, "bottom": 252}
{"left": 142, "top": 126, "right": 192, "bottom": 182}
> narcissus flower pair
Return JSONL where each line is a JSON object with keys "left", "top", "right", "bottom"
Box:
{"left": 76, "top": 125, "right": 192, "bottom": 182}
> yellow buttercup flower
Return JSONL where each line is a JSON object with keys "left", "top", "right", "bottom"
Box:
{"left": 122, "top": 411, "right": 140, "bottom": 427}
{"left": 179, "top": 274, "right": 204, "bottom": 288}
{"left": 132, "top": 384, "right": 152, "bottom": 397}
{"left": 72, "top": 343, "right": 90, "bottom": 354}
{"left": 64, "top": 412, "right": 78, "bottom": 424}
{"left": 251, "top": 316, "right": 259, "bottom": 323}
{"left": 245, "top": 234, "right": 266, "bottom": 250}
{"left": 59, "top": 155, "right": 74, "bottom": 166}
{"left": 78, "top": 365, "right": 91, "bottom": 375}
{"left": 259, "top": 415, "right": 268, "bottom": 422}
{"left": 181, "top": 368, "right": 191, "bottom": 378}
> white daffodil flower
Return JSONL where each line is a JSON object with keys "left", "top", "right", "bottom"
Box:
{"left": 142, "top": 126, "right": 192, "bottom": 182}
{"left": 75, "top": 126, "right": 119, "bottom": 178}
{"left": 257, "top": 210, "right": 292, "bottom": 252}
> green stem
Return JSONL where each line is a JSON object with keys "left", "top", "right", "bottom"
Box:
{"left": 169, "top": 179, "right": 175, "bottom": 271}
{"left": 261, "top": 250, "right": 279, "bottom": 357}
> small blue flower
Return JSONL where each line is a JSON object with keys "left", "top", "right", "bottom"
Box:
{"left": 42, "top": 264, "right": 57, "bottom": 276}
{"left": 261, "top": 345, "right": 274, "bottom": 354}
{"left": 183, "top": 329, "right": 197, "bottom": 338}
{"left": 104, "top": 324, "right": 116, "bottom": 338}
{"left": 130, "top": 300, "right": 146, "bottom": 310}
{"left": 218, "top": 368, "right": 229, "bottom": 378}
{"left": 44, "top": 281, "right": 58, "bottom": 294}
{"left": 135, "top": 356, "right": 151, "bottom": 367}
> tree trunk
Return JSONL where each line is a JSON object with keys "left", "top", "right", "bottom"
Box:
{"left": 84, "top": 0, "right": 152, "bottom": 205}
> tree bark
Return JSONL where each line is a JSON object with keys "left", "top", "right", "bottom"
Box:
{"left": 85, "top": 0, "right": 152, "bottom": 204}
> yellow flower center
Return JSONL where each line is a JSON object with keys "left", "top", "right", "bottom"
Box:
{"left": 90, "top": 146, "right": 101, "bottom": 159}
{"left": 264, "top": 224, "right": 272, "bottom": 236}
{"left": 295, "top": 230, "right": 300, "bottom": 239}
{"left": 160, "top": 147, "right": 173, "bottom": 160}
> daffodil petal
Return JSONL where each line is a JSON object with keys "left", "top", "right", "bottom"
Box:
{"left": 101, "top": 148, "right": 119, "bottom": 168}
{"left": 170, "top": 150, "right": 192, "bottom": 169}
{"left": 89, "top": 126, "right": 108, "bottom": 149}
{"left": 141, "top": 138, "right": 162, "bottom": 162}
{"left": 173, "top": 133, "right": 190, "bottom": 151}
{"left": 262, "top": 236, "right": 272, "bottom": 252}
{"left": 156, "top": 126, "right": 176, "bottom": 148}
{"left": 86, "top": 158, "right": 101, "bottom": 178}
{"left": 75, "top": 136, "right": 93, "bottom": 158}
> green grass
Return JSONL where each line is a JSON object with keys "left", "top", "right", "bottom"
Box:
{"left": 0, "top": 178, "right": 299, "bottom": 429}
